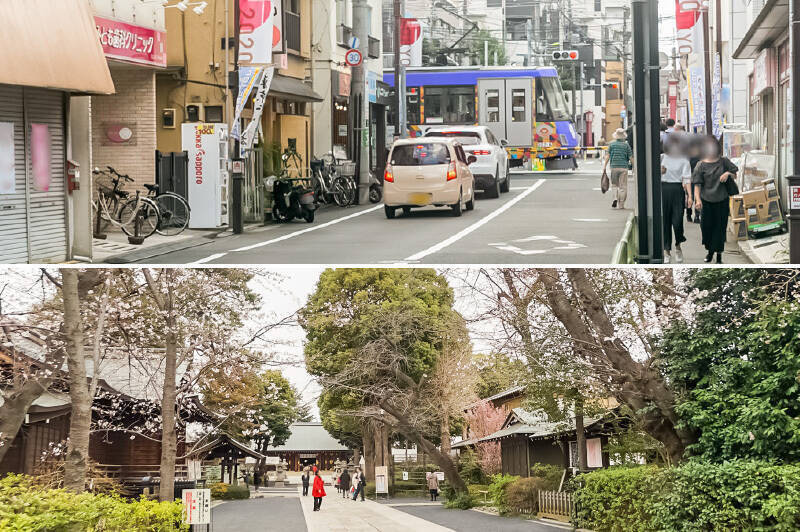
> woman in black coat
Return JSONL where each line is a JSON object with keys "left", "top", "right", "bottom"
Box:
{"left": 339, "top": 468, "right": 351, "bottom": 498}
{"left": 691, "top": 136, "right": 738, "bottom": 263}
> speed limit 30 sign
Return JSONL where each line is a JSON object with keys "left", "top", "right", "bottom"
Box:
{"left": 345, "top": 48, "right": 363, "bottom": 67}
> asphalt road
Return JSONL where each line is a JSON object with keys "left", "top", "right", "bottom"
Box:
{"left": 211, "top": 489, "right": 307, "bottom": 532}
{"left": 380, "top": 499, "right": 571, "bottom": 532}
{"left": 129, "top": 159, "right": 631, "bottom": 265}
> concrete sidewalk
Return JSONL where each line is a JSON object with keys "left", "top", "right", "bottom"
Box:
{"left": 297, "top": 487, "right": 454, "bottom": 532}
{"left": 668, "top": 216, "right": 750, "bottom": 264}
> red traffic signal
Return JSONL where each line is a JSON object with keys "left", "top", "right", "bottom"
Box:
{"left": 552, "top": 50, "right": 579, "bottom": 61}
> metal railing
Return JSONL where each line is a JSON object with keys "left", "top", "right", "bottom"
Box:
{"left": 368, "top": 36, "right": 380, "bottom": 58}
{"left": 611, "top": 213, "right": 638, "bottom": 264}
{"left": 286, "top": 10, "right": 301, "bottom": 53}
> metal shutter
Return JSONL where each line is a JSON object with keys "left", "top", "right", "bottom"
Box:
{"left": 24, "top": 88, "right": 67, "bottom": 263}
{"left": 0, "top": 85, "right": 29, "bottom": 263}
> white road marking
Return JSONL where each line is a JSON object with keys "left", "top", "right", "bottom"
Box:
{"left": 230, "top": 204, "right": 383, "bottom": 252}
{"left": 489, "top": 234, "right": 587, "bottom": 255}
{"left": 192, "top": 252, "right": 228, "bottom": 264}
{"left": 405, "top": 179, "right": 545, "bottom": 261}
{"left": 572, "top": 218, "right": 608, "bottom": 222}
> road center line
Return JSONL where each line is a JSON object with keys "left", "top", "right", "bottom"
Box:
{"left": 230, "top": 204, "right": 384, "bottom": 252}
{"left": 404, "top": 179, "right": 545, "bottom": 261}
{"left": 191, "top": 252, "right": 229, "bottom": 264}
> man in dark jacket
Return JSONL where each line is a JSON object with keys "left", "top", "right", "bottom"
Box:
{"left": 301, "top": 469, "right": 310, "bottom": 496}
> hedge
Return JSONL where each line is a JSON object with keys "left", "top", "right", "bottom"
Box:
{"left": 209, "top": 482, "right": 250, "bottom": 500}
{"left": 0, "top": 474, "right": 188, "bottom": 531}
{"left": 573, "top": 461, "right": 800, "bottom": 531}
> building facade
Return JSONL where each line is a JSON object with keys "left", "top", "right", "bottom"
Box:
{"left": 264, "top": 422, "right": 351, "bottom": 471}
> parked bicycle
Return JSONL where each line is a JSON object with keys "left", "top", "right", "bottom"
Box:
{"left": 92, "top": 166, "right": 160, "bottom": 240}
{"left": 142, "top": 183, "right": 191, "bottom": 236}
{"left": 310, "top": 152, "right": 357, "bottom": 207}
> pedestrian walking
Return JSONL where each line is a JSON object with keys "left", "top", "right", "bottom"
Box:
{"left": 603, "top": 128, "right": 633, "bottom": 209}
{"left": 686, "top": 135, "right": 702, "bottom": 223}
{"left": 427, "top": 472, "right": 440, "bottom": 502}
{"left": 660, "top": 137, "right": 692, "bottom": 263}
{"left": 339, "top": 468, "right": 351, "bottom": 499}
{"left": 301, "top": 468, "right": 310, "bottom": 496}
{"left": 312, "top": 470, "right": 326, "bottom": 511}
{"left": 254, "top": 469, "right": 261, "bottom": 488}
{"left": 692, "top": 136, "right": 739, "bottom": 263}
{"left": 352, "top": 468, "right": 366, "bottom": 501}
{"left": 334, "top": 471, "right": 341, "bottom": 494}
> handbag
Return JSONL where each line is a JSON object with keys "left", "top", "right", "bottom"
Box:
{"left": 601, "top": 169, "right": 610, "bottom": 194}
{"left": 724, "top": 175, "right": 739, "bottom": 196}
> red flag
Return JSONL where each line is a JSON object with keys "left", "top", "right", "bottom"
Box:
{"left": 675, "top": 0, "right": 699, "bottom": 30}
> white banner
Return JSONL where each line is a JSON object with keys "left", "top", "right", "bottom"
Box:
{"left": 241, "top": 67, "right": 274, "bottom": 156}
{"left": 711, "top": 52, "right": 722, "bottom": 138}
{"left": 239, "top": 0, "right": 275, "bottom": 66}
{"left": 232, "top": 66, "right": 263, "bottom": 140}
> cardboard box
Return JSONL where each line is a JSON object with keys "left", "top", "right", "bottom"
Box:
{"left": 746, "top": 205, "right": 760, "bottom": 225}
{"left": 761, "top": 178, "right": 779, "bottom": 199}
{"left": 757, "top": 198, "right": 782, "bottom": 223}
{"left": 741, "top": 188, "right": 768, "bottom": 207}
{"left": 730, "top": 195, "right": 745, "bottom": 218}
{"left": 730, "top": 218, "right": 748, "bottom": 241}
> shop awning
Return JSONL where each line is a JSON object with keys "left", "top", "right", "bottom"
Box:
{"left": 270, "top": 74, "right": 323, "bottom": 102}
{"left": 732, "top": 0, "right": 790, "bottom": 59}
{"left": 0, "top": 0, "right": 115, "bottom": 94}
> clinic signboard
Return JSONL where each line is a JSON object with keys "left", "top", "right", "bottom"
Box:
{"left": 94, "top": 16, "right": 166, "bottom": 67}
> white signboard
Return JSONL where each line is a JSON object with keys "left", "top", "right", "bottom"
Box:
{"left": 375, "top": 465, "right": 388, "bottom": 494}
{"left": 264, "top": 456, "right": 280, "bottom": 465}
{"left": 187, "top": 460, "right": 202, "bottom": 481}
{"left": 435, "top": 471, "right": 444, "bottom": 482}
{"left": 790, "top": 186, "right": 800, "bottom": 210}
{"left": 402, "top": 471, "right": 409, "bottom": 481}
{"left": 183, "top": 488, "right": 211, "bottom": 525}
{"left": 0, "top": 122, "right": 14, "bottom": 194}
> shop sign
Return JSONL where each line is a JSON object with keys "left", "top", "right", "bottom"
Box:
{"left": 753, "top": 49, "right": 773, "bottom": 96}
{"left": 332, "top": 71, "right": 351, "bottom": 98}
{"left": 791, "top": 185, "right": 800, "bottom": 210}
{"left": 94, "top": 17, "right": 166, "bottom": 68}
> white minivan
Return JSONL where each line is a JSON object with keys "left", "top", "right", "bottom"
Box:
{"left": 383, "top": 138, "right": 476, "bottom": 218}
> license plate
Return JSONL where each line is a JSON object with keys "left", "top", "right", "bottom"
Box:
{"left": 408, "top": 192, "right": 431, "bottom": 205}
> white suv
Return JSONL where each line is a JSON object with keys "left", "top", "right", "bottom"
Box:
{"left": 423, "top": 125, "right": 509, "bottom": 198}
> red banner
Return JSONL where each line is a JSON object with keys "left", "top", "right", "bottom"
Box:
{"left": 94, "top": 16, "right": 166, "bottom": 67}
{"left": 675, "top": 0, "right": 700, "bottom": 30}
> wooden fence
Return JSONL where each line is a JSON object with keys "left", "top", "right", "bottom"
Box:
{"left": 538, "top": 490, "right": 573, "bottom": 520}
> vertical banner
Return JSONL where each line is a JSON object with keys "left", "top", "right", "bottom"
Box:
{"left": 238, "top": 0, "right": 276, "bottom": 153}
{"left": 0, "top": 122, "right": 14, "bottom": 194}
{"left": 686, "top": 13, "right": 706, "bottom": 128}
{"left": 232, "top": 66, "right": 263, "bottom": 140}
{"left": 30, "top": 124, "right": 51, "bottom": 191}
{"left": 241, "top": 68, "right": 274, "bottom": 156}
{"left": 711, "top": 52, "right": 722, "bottom": 138}
{"left": 399, "top": 18, "right": 422, "bottom": 67}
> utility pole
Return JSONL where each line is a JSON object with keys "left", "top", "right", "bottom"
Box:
{"left": 571, "top": 63, "right": 576, "bottom": 124}
{"left": 393, "top": 0, "right": 407, "bottom": 139}
{"left": 526, "top": 18, "right": 533, "bottom": 66}
{"left": 579, "top": 62, "right": 584, "bottom": 147}
{"left": 352, "top": 0, "right": 370, "bottom": 204}
{"left": 501, "top": 0, "right": 506, "bottom": 58}
{"left": 632, "top": 0, "right": 663, "bottom": 263}
{"left": 231, "top": 0, "right": 243, "bottom": 234}
{"left": 788, "top": 0, "right": 800, "bottom": 262}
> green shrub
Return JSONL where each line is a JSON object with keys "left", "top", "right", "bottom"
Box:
{"left": 529, "top": 463, "right": 563, "bottom": 489}
{"left": 467, "top": 483, "right": 491, "bottom": 505}
{"left": 488, "top": 473, "right": 519, "bottom": 515}
{"left": 392, "top": 480, "right": 424, "bottom": 492}
{"left": 0, "top": 474, "right": 188, "bottom": 531}
{"left": 444, "top": 492, "right": 474, "bottom": 509}
{"left": 505, "top": 476, "right": 556, "bottom": 515}
{"left": 572, "top": 461, "right": 800, "bottom": 531}
{"left": 458, "top": 448, "right": 488, "bottom": 484}
{"left": 209, "top": 482, "right": 249, "bottom": 500}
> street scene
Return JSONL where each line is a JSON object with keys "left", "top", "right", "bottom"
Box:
{"left": 1, "top": 0, "right": 797, "bottom": 265}
{"left": 2, "top": 267, "right": 799, "bottom": 531}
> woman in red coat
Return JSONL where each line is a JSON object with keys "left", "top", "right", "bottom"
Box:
{"left": 312, "top": 470, "right": 326, "bottom": 511}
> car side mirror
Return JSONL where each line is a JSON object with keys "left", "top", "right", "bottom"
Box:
{"left": 500, "top": 139, "right": 508, "bottom": 146}
{"left": 467, "top": 155, "right": 477, "bottom": 164}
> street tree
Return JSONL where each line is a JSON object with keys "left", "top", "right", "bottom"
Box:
{"left": 464, "top": 399, "right": 506, "bottom": 475}
{"left": 300, "top": 268, "right": 471, "bottom": 492}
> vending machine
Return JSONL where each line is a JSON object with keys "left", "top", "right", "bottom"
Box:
{"left": 182, "top": 123, "right": 229, "bottom": 228}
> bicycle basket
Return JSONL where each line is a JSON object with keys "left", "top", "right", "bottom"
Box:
{"left": 336, "top": 161, "right": 357, "bottom": 177}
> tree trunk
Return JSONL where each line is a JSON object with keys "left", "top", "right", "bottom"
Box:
{"left": 575, "top": 395, "right": 587, "bottom": 472}
{"left": 352, "top": 445, "right": 361, "bottom": 468}
{"left": 440, "top": 415, "right": 451, "bottom": 456}
{"left": 159, "top": 327, "right": 178, "bottom": 502}
{"left": 62, "top": 269, "right": 91, "bottom": 493}
{"left": 0, "top": 384, "right": 48, "bottom": 464}
{"left": 362, "top": 423, "right": 375, "bottom": 483}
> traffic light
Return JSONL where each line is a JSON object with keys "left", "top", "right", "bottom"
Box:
{"left": 603, "top": 81, "right": 620, "bottom": 89}
{"left": 552, "top": 50, "right": 579, "bottom": 61}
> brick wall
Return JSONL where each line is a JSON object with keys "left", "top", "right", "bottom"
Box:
{"left": 92, "top": 67, "right": 157, "bottom": 189}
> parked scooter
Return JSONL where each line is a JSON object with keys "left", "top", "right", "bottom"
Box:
{"left": 273, "top": 177, "right": 316, "bottom": 223}
{"left": 368, "top": 171, "right": 382, "bottom": 204}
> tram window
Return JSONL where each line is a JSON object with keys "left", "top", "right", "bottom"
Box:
{"left": 407, "top": 88, "right": 421, "bottom": 124}
{"left": 445, "top": 86, "right": 475, "bottom": 123}
{"left": 511, "top": 89, "right": 526, "bottom": 122}
{"left": 486, "top": 89, "right": 500, "bottom": 122}
{"left": 425, "top": 87, "right": 444, "bottom": 123}
{"left": 535, "top": 77, "right": 571, "bottom": 122}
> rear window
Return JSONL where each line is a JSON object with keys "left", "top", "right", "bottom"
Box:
{"left": 424, "top": 131, "right": 482, "bottom": 145}
{"left": 390, "top": 143, "right": 451, "bottom": 166}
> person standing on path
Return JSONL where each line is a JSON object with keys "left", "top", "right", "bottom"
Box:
{"left": 660, "top": 137, "right": 692, "bottom": 263}
{"left": 692, "top": 136, "right": 739, "bottom": 264}
{"left": 301, "top": 468, "right": 310, "bottom": 496}
{"left": 603, "top": 128, "right": 633, "bottom": 209}
{"left": 312, "top": 470, "right": 326, "bottom": 511}
{"left": 339, "top": 468, "right": 351, "bottom": 499}
{"left": 427, "top": 473, "right": 440, "bottom": 502}
{"left": 352, "top": 468, "right": 366, "bottom": 501}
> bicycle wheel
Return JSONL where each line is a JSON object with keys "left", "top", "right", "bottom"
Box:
{"left": 118, "top": 198, "right": 160, "bottom": 238}
{"left": 332, "top": 176, "right": 356, "bottom": 207}
{"left": 154, "top": 193, "right": 190, "bottom": 236}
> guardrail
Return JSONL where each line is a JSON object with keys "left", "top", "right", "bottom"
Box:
{"left": 611, "top": 213, "right": 638, "bottom": 264}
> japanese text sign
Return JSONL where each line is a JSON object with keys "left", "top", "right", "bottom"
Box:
{"left": 94, "top": 17, "right": 166, "bottom": 68}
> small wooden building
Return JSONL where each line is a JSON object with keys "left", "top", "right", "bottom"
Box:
{"left": 190, "top": 433, "right": 265, "bottom": 484}
{"left": 263, "top": 422, "right": 350, "bottom": 471}
{"left": 454, "top": 407, "right": 621, "bottom": 477}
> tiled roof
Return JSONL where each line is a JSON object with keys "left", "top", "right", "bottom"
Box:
{"left": 268, "top": 423, "right": 350, "bottom": 452}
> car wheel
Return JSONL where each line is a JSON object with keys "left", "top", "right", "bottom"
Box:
{"left": 486, "top": 166, "right": 500, "bottom": 198}
{"left": 402, "top": 206, "right": 412, "bottom": 216}
{"left": 466, "top": 191, "right": 475, "bottom": 211}
{"left": 500, "top": 161, "right": 510, "bottom": 193}
{"left": 452, "top": 190, "right": 463, "bottom": 217}
{"left": 384, "top": 205, "right": 396, "bottom": 219}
